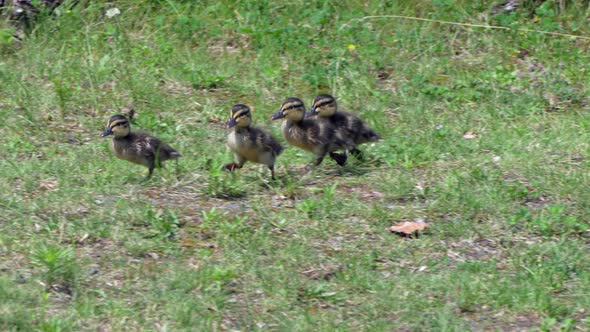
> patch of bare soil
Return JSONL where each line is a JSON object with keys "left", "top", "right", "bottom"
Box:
{"left": 447, "top": 237, "right": 505, "bottom": 263}
{"left": 465, "top": 310, "right": 540, "bottom": 331}
{"left": 221, "top": 281, "right": 271, "bottom": 330}
{"left": 207, "top": 34, "right": 250, "bottom": 56}
{"left": 158, "top": 80, "right": 194, "bottom": 98}
{"left": 0, "top": 251, "right": 31, "bottom": 283}
{"left": 75, "top": 237, "right": 130, "bottom": 292}
{"left": 141, "top": 184, "right": 203, "bottom": 208}
{"left": 301, "top": 263, "right": 342, "bottom": 281}
{"left": 503, "top": 171, "right": 551, "bottom": 210}
{"left": 522, "top": 193, "right": 550, "bottom": 210}
{"left": 340, "top": 183, "right": 385, "bottom": 202}
{"left": 140, "top": 184, "right": 251, "bottom": 223}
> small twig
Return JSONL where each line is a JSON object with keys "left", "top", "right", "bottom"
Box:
{"left": 341, "top": 14, "right": 590, "bottom": 41}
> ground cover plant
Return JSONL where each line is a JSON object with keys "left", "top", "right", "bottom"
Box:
{"left": 1, "top": 0, "right": 589, "bottom": 330}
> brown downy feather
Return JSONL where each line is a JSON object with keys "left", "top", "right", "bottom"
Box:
{"left": 323, "top": 111, "right": 380, "bottom": 145}
{"left": 101, "top": 114, "right": 181, "bottom": 177}
{"left": 226, "top": 104, "right": 283, "bottom": 179}
{"left": 309, "top": 94, "right": 380, "bottom": 160}
{"left": 271, "top": 97, "right": 349, "bottom": 167}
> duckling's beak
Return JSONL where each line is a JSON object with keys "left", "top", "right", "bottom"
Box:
{"left": 271, "top": 109, "right": 285, "bottom": 121}
{"left": 100, "top": 127, "right": 113, "bottom": 137}
{"left": 307, "top": 107, "right": 318, "bottom": 116}
{"left": 226, "top": 118, "right": 237, "bottom": 129}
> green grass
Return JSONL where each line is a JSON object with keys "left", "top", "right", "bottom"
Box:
{"left": 1, "top": 0, "right": 590, "bottom": 330}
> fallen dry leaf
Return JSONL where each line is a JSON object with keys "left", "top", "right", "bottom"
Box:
{"left": 463, "top": 131, "right": 478, "bottom": 139}
{"left": 76, "top": 233, "right": 89, "bottom": 244}
{"left": 389, "top": 221, "right": 428, "bottom": 237}
{"left": 39, "top": 179, "right": 58, "bottom": 192}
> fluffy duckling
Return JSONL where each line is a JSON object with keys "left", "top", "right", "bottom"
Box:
{"left": 271, "top": 97, "right": 348, "bottom": 167}
{"left": 100, "top": 114, "right": 181, "bottom": 178}
{"left": 308, "top": 94, "right": 380, "bottom": 160}
{"left": 225, "top": 104, "right": 283, "bottom": 179}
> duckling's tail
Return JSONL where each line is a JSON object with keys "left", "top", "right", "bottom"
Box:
{"left": 359, "top": 126, "right": 380, "bottom": 143}
{"left": 365, "top": 131, "right": 380, "bottom": 142}
{"left": 269, "top": 139, "right": 284, "bottom": 156}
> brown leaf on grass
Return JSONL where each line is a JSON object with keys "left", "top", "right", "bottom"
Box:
{"left": 463, "top": 131, "right": 478, "bottom": 139}
{"left": 389, "top": 221, "right": 428, "bottom": 237}
{"left": 39, "top": 179, "right": 58, "bottom": 192}
{"left": 75, "top": 233, "right": 90, "bottom": 245}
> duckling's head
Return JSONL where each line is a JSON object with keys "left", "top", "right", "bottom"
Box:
{"left": 100, "top": 114, "right": 130, "bottom": 138}
{"left": 226, "top": 104, "right": 252, "bottom": 129}
{"left": 271, "top": 97, "right": 306, "bottom": 122}
{"left": 308, "top": 94, "right": 337, "bottom": 117}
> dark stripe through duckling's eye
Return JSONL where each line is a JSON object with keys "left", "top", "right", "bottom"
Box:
{"left": 313, "top": 100, "right": 333, "bottom": 109}
{"left": 283, "top": 103, "right": 303, "bottom": 111}
{"left": 110, "top": 120, "right": 128, "bottom": 128}
{"left": 231, "top": 104, "right": 250, "bottom": 117}
{"left": 232, "top": 109, "right": 250, "bottom": 119}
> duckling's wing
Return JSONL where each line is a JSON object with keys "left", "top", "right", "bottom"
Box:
{"left": 338, "top": 112, "right": 380, "bottom": 143}
{"left": 253, "top": 128, "right": 284, "bottom": 156}
{"left": 310, "top": 119, "right": 350, "bottom": 153}
{"left": 134, "top": 132, "right": 181, "bottom": 162}
{"left": 332, "top": 112, "right": 361, "bottom": 136}
{"left": 300, "top": 119, "right": 326, "bottom": 146}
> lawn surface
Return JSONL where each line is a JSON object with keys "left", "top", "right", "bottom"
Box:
{"left": 1, "top": 1, "right": 589, "bottom": 330}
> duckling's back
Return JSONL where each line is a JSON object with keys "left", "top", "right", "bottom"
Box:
{"left": 251, "top": 127, "right": 283, "bottom": 157}
{"left": 112, "top": 131, "right": 181, "bottom": 168}
{"left": 282, "top": 118, "right": 347, "bottom": 154}
{"left": 331, "top": 111, "right": 380, "bottom": 145}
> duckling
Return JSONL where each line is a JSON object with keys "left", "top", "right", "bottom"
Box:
{"left": 308, "top": 94, "right": 380, "bottom": 160}
{"left": 100, "top": 114, "right": 181, "bottom": 178}
{"left": 271, "top": 97, "right": 348, "bottom": 167}
{"left": 225, "top": 104, "right": 283, "bottom": 179}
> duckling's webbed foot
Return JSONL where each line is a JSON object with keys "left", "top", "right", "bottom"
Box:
{"left": 268, "top": 165, "right": 276, "bottom": 180}
{"left": 224, "top": 162, "right": 242, "bottom": 172}
{"left": 350, "top": 148, "right": 364, "bottom": 161}
{"left": 329, "top": 152, "right": 347, "bottom": 166}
